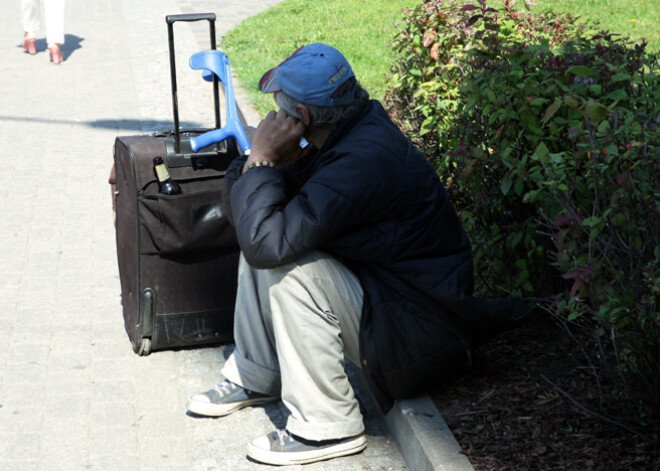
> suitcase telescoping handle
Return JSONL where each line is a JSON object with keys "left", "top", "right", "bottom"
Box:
{"left": 165, "top": 13, "right": 221, "bottom": 154}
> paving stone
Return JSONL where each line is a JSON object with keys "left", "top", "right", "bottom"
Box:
{"left": 0, "top": 407, "right": 44, "bottom": 434}
{"left": 89, "top": 427, "right": 139, "bottom": 457}
{"left": 0, "top": 433, "right": 41, "bottom": 461}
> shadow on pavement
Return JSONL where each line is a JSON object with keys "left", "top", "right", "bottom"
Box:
{"left": 60, "top": 34, "right": 85, "bottom": 60}
{"left": 0, "top": 115, "right": 206, "bottom": 133}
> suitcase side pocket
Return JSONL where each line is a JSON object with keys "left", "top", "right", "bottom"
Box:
{"left": 138, "top": 181, "right": 238, "bottom": 258}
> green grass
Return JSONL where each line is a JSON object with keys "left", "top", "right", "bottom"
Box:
{"left": 528, "top": 0, "right": 660, "bottom": 51}
{"left": 220, "top": 0, "right": 659, "bottom": 117}
{"left": 219, "top": 0, "right": 417, "bottom": 117}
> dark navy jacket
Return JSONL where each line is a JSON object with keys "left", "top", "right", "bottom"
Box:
{"left": 223, "top": 100, "right": 526, "bottom": 411}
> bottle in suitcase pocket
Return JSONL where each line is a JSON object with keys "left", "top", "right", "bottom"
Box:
{"left": 113, "top": 13, "right": 244, "bottom": 355}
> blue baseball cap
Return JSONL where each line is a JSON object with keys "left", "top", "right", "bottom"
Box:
{"left": 259, "top": 43, "right": 356, "bottom": 107}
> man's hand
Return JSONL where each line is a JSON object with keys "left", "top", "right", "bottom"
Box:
{"left": 243, "top": 110, "right": 306, "bottom": 173}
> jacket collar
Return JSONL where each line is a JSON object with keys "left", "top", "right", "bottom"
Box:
{"left": 317, "top": 99, "right": 373, "bottom": 153}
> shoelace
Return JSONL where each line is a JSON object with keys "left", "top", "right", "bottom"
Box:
{"left": 213, "top": 380, "right": 237, "bottom": 397}
{"left": 276, "top": 429, "right": 294, "bottom": 446}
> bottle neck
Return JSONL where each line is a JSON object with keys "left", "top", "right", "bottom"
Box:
{"left": 154, "top": 164, "right": 171, "bottom": 182}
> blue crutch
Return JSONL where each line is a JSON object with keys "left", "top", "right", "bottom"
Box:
{"left": 188, "top": 50, "right": 251, "bottom": 154}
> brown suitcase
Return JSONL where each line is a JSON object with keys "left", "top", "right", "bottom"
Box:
{"left": 113, "top": 13, "right": 240, "bottom": 355}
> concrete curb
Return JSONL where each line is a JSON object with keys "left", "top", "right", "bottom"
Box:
{"left": 354, "top": 367, "right": 474, "bottom": 471}
{"left": 387, "top": 396, "right": 475, "bottom": 471}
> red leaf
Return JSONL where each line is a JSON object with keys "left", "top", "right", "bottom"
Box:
{"left": 430, "top": 43, "right": 440, "bottom": 61}
{"left": 615, "top": 173, "right": 628, "bottom": 186}
{"left": 554, "top": 214, "right": 577, "bottom": 227}
{"left": 467, "top": 14, "right": 484, "bottom": 26}
{"left": 461, "top": 4, "right": 479, "bottom": 11}
{"left": 569, "top": 279, "right": 582, "bottom": 298}
{"left": 423, "top": 29, "right": 437, "bottom": 48}
{"left": 562, "top": 263, "right": 594, "bottom": 283}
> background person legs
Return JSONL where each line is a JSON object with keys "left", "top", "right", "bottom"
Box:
{"left": 45, "top": 0, "right": 65, "bottom": 47}
{"left": 20, "top": 0, "right": 40, "bottom": 54}
{"left": 19, "top": 0, "right": 65, "bottom": 63}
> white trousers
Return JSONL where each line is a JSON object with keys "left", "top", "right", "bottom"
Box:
{"left": 21, "top": 0, "right": 65, "bottom": 45}
{"left": 221, "top": 251, "right": 365, "bottom": 441}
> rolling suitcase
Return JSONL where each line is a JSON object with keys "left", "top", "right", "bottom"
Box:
{"left": 113, "top": 13, "right": 240, "bottom": 355}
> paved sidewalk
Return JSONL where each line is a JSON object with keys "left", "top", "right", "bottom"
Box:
{"left": 0, "top": 1, "right": 473, "bottom": 470}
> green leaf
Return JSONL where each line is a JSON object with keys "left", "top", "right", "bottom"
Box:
{"left": 610, "top": 73, "right": 631, "bottom": 83}
{"left": 606, "top": 89, "right": 628, "bottom": 101}
{"left": 550, "top": 153, "right": 565, "bottom": 164}
{"left": 531, "top": 142, "right": 549, "bottom": 162}
{"left": 582, "top": 216, "right": 601, "bottom": 228}
{"left": 514, "top": 178, "right": 524, "bottom": 196}
{"left": 500, "top": 173, "right": 513, "bottom": 195}
{"left": 584, "top": 100, "right": 609, "bottom": 123}
{"left": 568, "top": 311, "right": 582, "bottom": 321}
{"left": 508, "top": 231, "right": 523, "bottom": 248}
{"left": 419, "top": 115, "right": 436, "bottom": 136}
{"left": 529, "top": 97, "right": 549, "bottom": 106}
{"left": 567, "top": 65, "right": 597, "bottom": 77}
{"left": 523, "top": 189, "right": 542, "bottom": 204}
{"left": 605, "top": 143, "right": 619, "bottom": 156}
{"left": 542, "top": 100, "right": 562, "bottom": 125}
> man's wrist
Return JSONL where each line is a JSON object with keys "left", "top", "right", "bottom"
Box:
{"left": 242, "top": 156, "right": 276, "bottom": 174}
{"left": 247, "top": 160, "right": 275, "bottom": 170}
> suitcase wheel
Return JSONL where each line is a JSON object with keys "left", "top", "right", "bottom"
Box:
{"left": 137, "top": 338, "right": 152, "bottom": 356}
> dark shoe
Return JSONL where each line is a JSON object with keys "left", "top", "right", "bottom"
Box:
{"left": 185, "top": 379, "right": 277, "bottom": 417}
{"left": 49, "top": 45, "right": 63, "bottom": 64}
{"left": 247, "top": 429, "right": 367, "bottom": 466}
{"left": 23, "top": 38, "right": 37, "bottom": 55}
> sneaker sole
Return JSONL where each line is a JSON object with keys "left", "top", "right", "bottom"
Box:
{"left": 247, "top": 435, "right": 367, "bottom": 466}
{"left": 185, "top": 396, "right": 278, "bottom": 417}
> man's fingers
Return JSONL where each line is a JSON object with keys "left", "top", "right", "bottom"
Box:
{"left": 262, "top": 110, "right": 277, "bottom": 124}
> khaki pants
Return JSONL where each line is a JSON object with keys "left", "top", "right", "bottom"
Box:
{"left": 221, "top": 251, "right": 365, "bottom": 441}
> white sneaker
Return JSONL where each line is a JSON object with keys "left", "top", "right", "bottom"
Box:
{"left": 247, "top": 429, "right": 367, "bottom": 466}
{"left": 185, "top": 380, "right": 277, "bottom": 417}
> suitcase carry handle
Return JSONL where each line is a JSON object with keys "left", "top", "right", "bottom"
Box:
{"left": 166, "top": 13, "right": 216, "bottom": 23}
{"left": 166, "top": 13, "right": 221, "bottom": 154}
{"left": 188, "top": 51, "right": 251, "bottom": 154}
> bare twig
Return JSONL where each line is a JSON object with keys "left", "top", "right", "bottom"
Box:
{"left": 539, "top": 374, "right": 642, "bottom": 437}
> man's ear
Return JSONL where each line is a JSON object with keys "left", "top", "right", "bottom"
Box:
{"left": 295, "top": 104, "right": 312, "bottom": 126}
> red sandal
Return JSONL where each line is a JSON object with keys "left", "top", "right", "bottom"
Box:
{"left": 49, "top": 45, "right": 63, "bottom": 64}
{"left": 22, "top": 37, "right": 37, "bottom": 55}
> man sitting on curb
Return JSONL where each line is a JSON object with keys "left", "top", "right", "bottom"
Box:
{"left": 186, "top": 43, "right": 528, "bottom": 466}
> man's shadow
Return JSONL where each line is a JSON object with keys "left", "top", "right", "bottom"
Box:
{"left": 33, "top": 34, "right": 84, "bottom": 60}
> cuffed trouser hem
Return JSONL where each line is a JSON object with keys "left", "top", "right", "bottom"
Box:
{"left": 286, "top": 415, "right": 365, "bottom": 442}
{"left": 223, "top": 251, "right": 365, "bottom": 438}
{"left": 221, "top": 348, "right": 281, "bottom": 397}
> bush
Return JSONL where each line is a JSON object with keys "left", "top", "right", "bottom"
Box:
{"left": 385, "top": 0, "right": 660, "bottom": 431}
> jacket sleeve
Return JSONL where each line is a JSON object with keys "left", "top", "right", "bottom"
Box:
{"left": 229, "top": 147, "right": 399, "bottom": 269}
{"left": 221, "top": 154, "right": 248, "bottom": 227}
